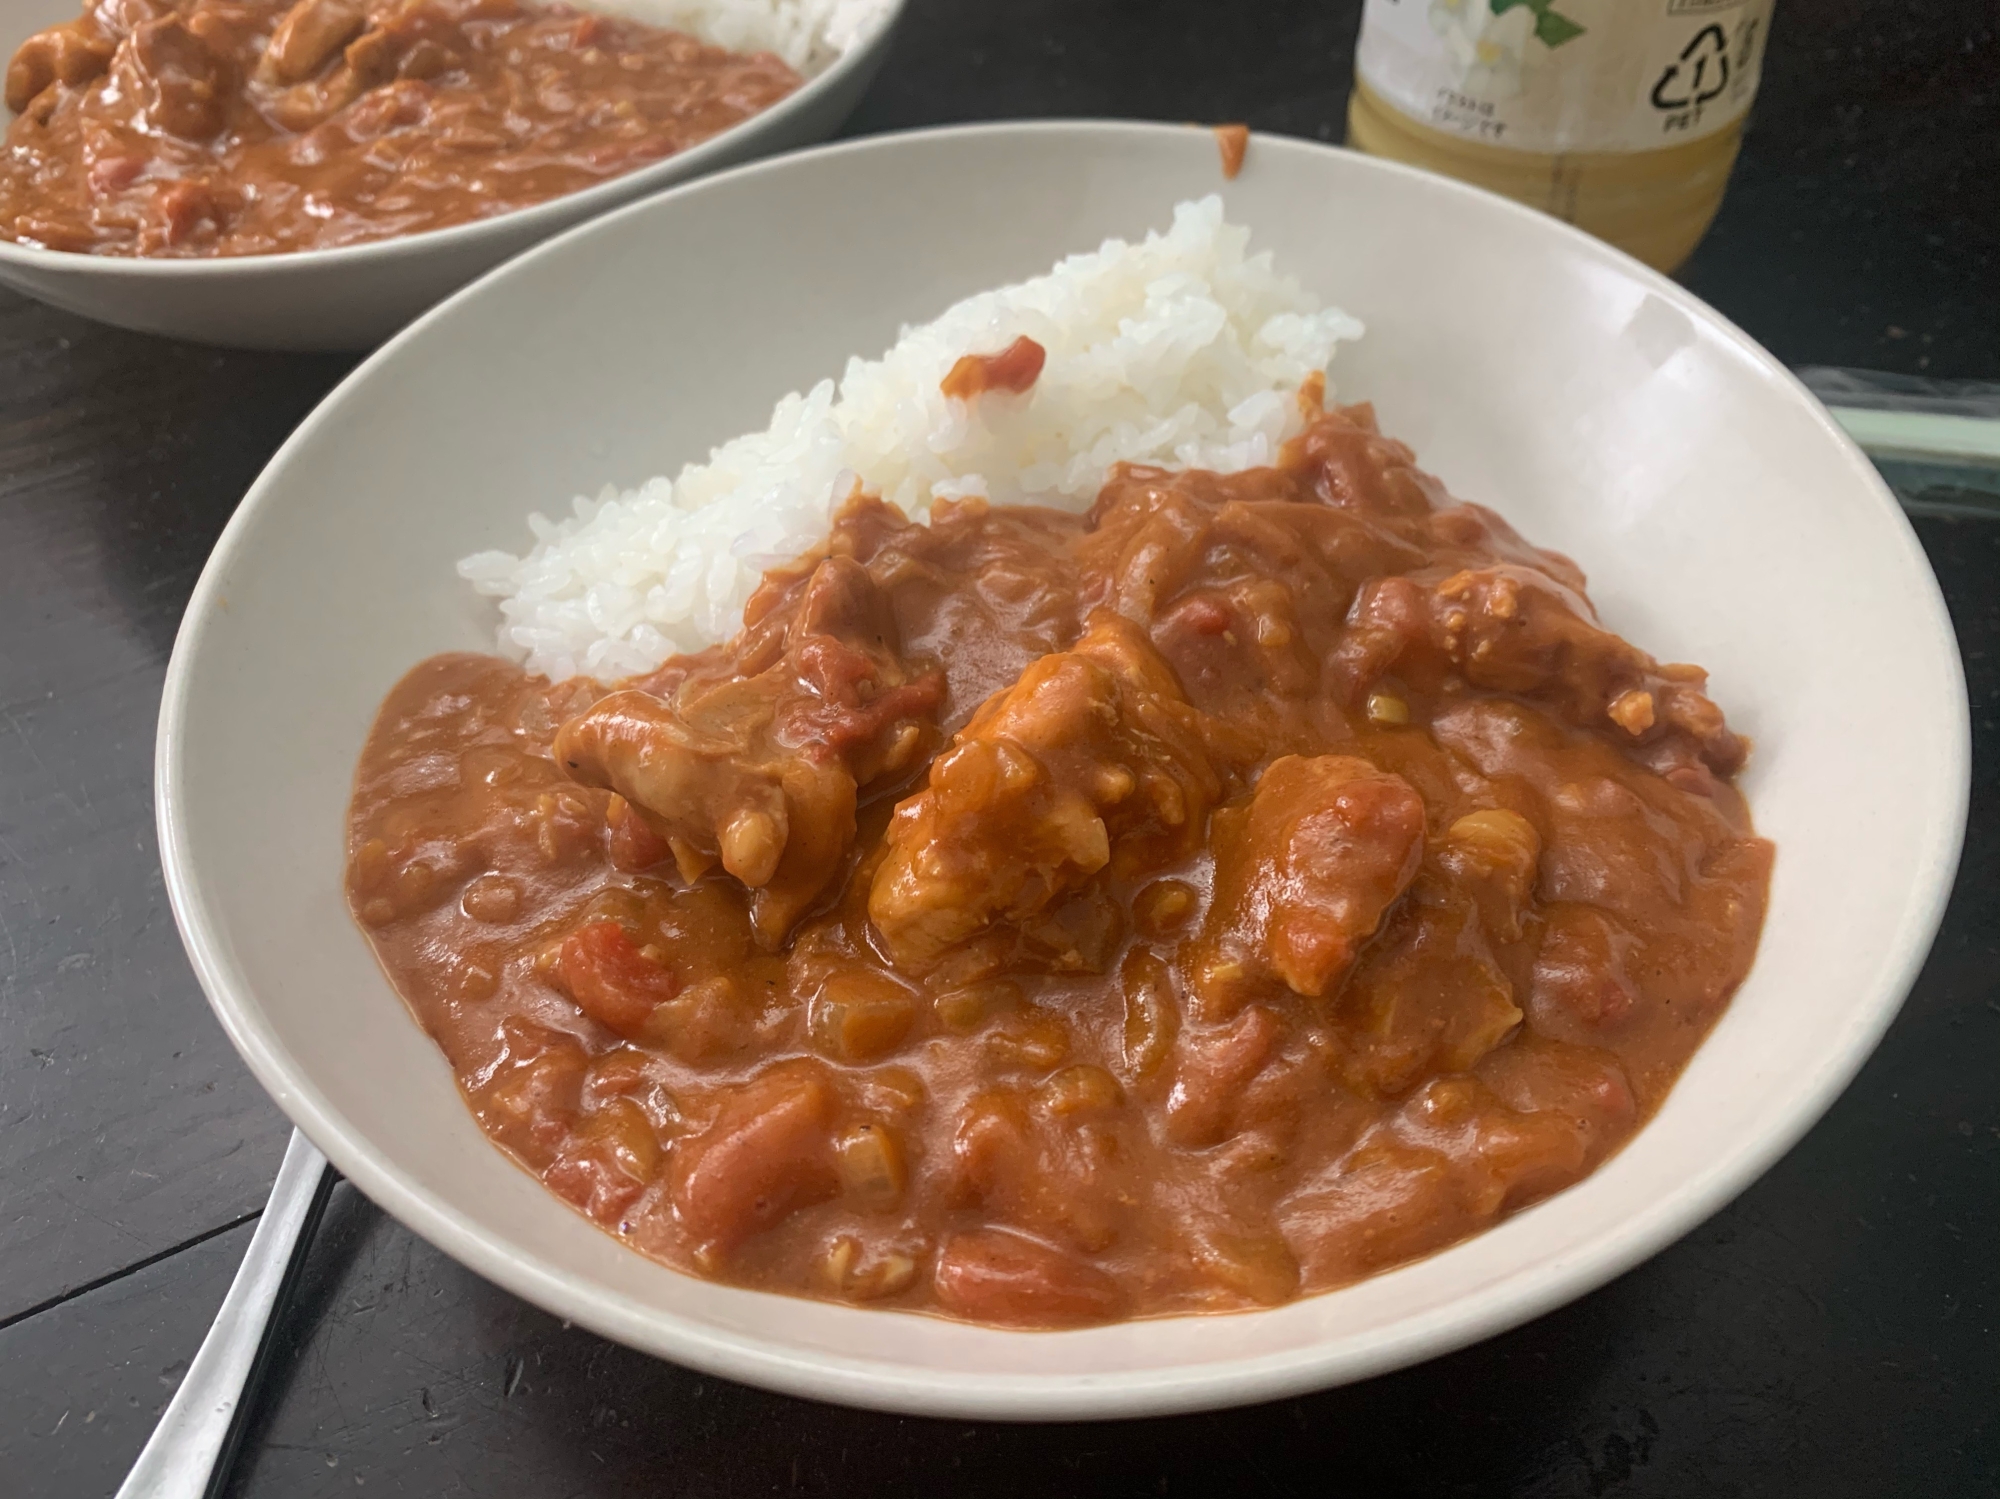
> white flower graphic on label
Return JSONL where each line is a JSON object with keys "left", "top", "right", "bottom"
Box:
{"left": 1427, "top": 0, "right": 1536, "bottom": 97}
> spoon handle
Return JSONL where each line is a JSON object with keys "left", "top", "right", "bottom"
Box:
{"left": 116, "top": 1129, "right": 337, "bottom": 1499}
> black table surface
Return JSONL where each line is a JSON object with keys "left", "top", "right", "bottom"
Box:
{"left": 2, "top": 2, "right": 1995, "bottom": 1495}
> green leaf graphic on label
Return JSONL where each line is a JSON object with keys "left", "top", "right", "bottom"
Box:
{"left": 1533, "top": 8, "right": 1586, "bottom": 46}
{"left": 1489, "top": 0, "right": 1586, "bottom": 47}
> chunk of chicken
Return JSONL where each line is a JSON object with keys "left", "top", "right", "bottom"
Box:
{"left": 256, "top": 0, "right": 364, "bottom": 83}
{"left": 557, "top": 555, "right": 940, "bottom": 947}
{"left": 867, "top": 611, "right": 1220, "bottom": 972}
{"left": 1344, "top": 564, "right": 1746, "bottom": 780}
{"left": 114, "top": 17, "right": 230, "bottom": 140}
{"left": 84, "top": 0, "right": 169, "bottom": 42}
{"left": 1277, "top": 397, "right": 1447, "bottom": 521}
{"left": 1195, "top": 754, "right": 1426, "bottom": 1011}
{"left": 556, "top": 688, "right": 857, "bottom": 940}
{"left": 5, "top": 22, "right": 113, "bottom": 114}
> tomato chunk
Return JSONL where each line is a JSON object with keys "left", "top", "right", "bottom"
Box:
{"left": 546, "top": 1097, "right": 662, "bottom": 1222}
{"left": 933, "top": 1228, "right": 1124, "bottom": 1327}
{"left": 556, "top": 919, "right": 678, "bottom": 1036}
{"left": 1213, "top": 122, "right": 1249, "bottom": 179}
{"left": 671, "top": 1064, "right": 838, "bottom": 1259}
{"left": 470, "top": 1017, "right": 588, "bottom": 1170}
{"left": 1164, "top": 1004, "right": 1279, "bottom": 1147}
{"left": 939, "top": 335, "right": 1046, "bottom": 400}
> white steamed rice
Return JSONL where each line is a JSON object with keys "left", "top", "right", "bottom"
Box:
{"left": 459, "top": 196, "right": 1365, "bottom": 682}
{"left": 585, "top": 0, "right": 891, "bottom": 69}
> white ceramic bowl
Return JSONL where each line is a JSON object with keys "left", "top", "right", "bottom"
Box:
{"left": 0, "top": 0, "right": 902, "bottom": 349}
{"left": 157, "top": 121, "right": 1969, "bottom": 1419}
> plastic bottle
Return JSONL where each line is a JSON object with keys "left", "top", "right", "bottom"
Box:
{"left": 1347, "top": 0, "right": 1776, "bottom": 273}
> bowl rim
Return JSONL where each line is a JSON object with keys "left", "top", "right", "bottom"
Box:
{"left": 155, "top": 118, "right": 1972, "bottom": 1420}
{"left": 0, "top": 0, "right": 902, "bottom": 276}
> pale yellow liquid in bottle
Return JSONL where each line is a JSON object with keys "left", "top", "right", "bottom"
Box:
{"left": 1347, "top": 77, "right": 1745, "bottom": 274}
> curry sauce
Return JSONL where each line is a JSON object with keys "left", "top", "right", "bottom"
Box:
{"left": 2, "top": 0, "right": 797, "bottom": 256}
{"left": 346, "top": 399, "right": 1771, "bottom": 1327}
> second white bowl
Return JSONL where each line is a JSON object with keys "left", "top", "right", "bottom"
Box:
{"left": 0, "top": 0, "right": 903, "bottom": 349}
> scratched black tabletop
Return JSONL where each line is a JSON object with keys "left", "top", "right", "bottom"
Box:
{"left": 2, "top": 2, "right": 1995, "bottom": 1495}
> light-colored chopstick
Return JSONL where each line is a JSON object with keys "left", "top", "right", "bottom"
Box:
{"left": 1827, "top": 406, "right": 2000, "bottom": 467}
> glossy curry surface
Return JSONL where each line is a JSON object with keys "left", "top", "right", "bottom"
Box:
{"left": 347, "top": 399, "right": 1771, "bottom": 1327}
{"left": 1, "top": 0, "right": 798, "bottom": 255}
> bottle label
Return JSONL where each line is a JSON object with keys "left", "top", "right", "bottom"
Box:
{"left": 1356, "top": 0, "right": 1774, "bottom": 153}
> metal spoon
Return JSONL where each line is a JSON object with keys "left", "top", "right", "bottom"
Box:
{"left": 116, "top": 1130, "right": 337, "bottom": 1499}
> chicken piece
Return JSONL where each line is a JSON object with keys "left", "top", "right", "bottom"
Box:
{"left": 1074, "top": 468, "right": 1214, "bottom": 626}
{"left": 1278, "top": 399, "right": 1448, "bottom": 521}
{"left": 85, "top": 0, "right": 168, "bottom": 41}
{"left": 761, "top": 552, "right": 945, "bottom": 783}
{"left": 262, "top": 59, "right": 370, "bottom": 130}
{"left": 1345, "top": 564, "right": 1746, "bottom": 780}
{"left": 556, "top": 555, "right": 940, "bottom": 947}
{"left": 1076, "top": 426, "right": 1427, "bottom": 714}
{"left": 5, "top": 22, "right": 113, "bottom": 113}
{"left": 867, "top": 611, "right": 1220, "bottom": 972}
{"left": 555, "top": 687, "right": 856, "bottom": 940}
{"left": 1194, "top": 754, "right": 1426, "bottom": 1012}
{"left": 114, "top": 16, "right": 230, "bottom": 141}
{"left": 256, "top": 0, "right": 364, "bottom": 83}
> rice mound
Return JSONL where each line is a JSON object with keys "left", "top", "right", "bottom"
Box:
{"left": 459, "top": 196, "right": 1365, "bottom": 681}
{"left": 586, "top": 0, "right": 892, "bottom": 70}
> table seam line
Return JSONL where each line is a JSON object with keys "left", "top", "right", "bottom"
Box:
{"left": 0, "top": 1207, "right": 264, "bottom": 1333}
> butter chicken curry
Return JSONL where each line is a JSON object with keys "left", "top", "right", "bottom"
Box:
{"left": 346, "top": 390, "right": 1771, "bottom": 1327}
{"left": 1, "top": 0, "right": 797, "bottom": 255}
